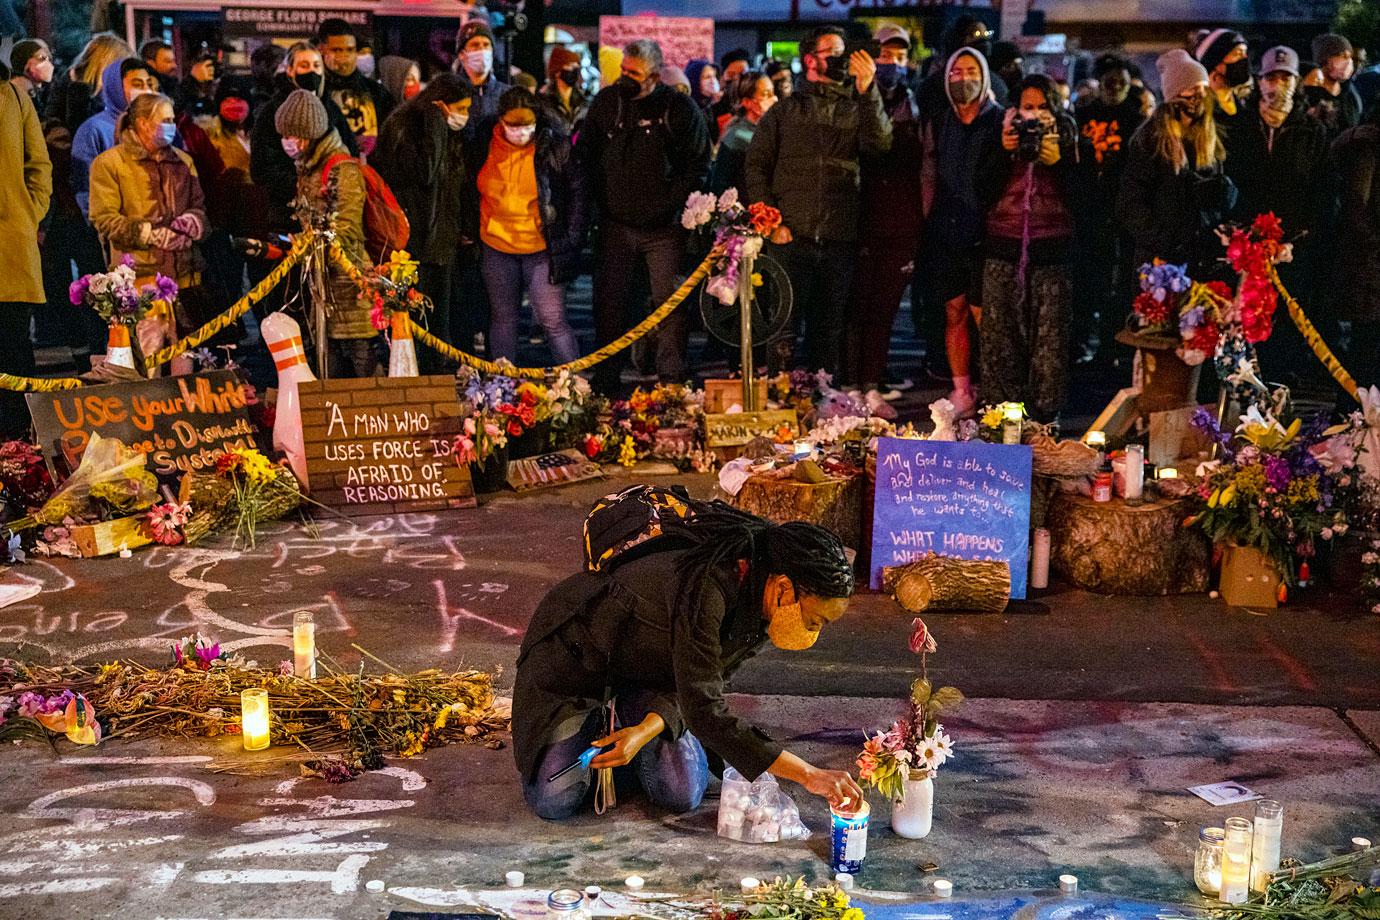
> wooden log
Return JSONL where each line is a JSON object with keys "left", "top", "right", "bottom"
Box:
{"left": 882, "top": 553, "right": 1010, "bottom": 613}
{"left": 1047, "top": 490, "right": 1210, "bottom": 595}
{"left": 736, "top": 471, "right": 863, "bottom": 548}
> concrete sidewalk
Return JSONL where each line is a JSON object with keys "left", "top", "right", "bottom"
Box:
{"left": 0, "top": 694, "right": 1374, "bottom": 918}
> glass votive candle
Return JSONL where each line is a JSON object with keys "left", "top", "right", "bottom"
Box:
{"left": 1221, "top": 817, "right": 1253, "bottom": 904}
{"left": 240, "top": 688, "right": 271, "bottom": 751}
{"left": 1195, "top": 826, "right": 1225, "bottom": 896}
{"left": 293, "top": 610, "right": 316, "bottom": 679}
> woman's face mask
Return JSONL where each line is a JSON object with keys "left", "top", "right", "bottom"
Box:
{"left": 446, "top": 111, "right": 469, "bottom": 131}
{"left": 27, "top": 54, "right": 54, "bottom": 85}
{"left": 356, "top": 53, "right": 375, "bottom": 78}
{"left": 766, "top": 601, "right": 820, "bottom": 651}
{"left": 294, "top": 71, "right": 323, "bottom": 95}
{"left": 1172, "top": 93, "right": 1207, "bottom": 121}
{"left": 153, "top": 121, "right": 177, "bottom": 148}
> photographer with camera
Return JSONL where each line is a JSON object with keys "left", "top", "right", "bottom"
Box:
{"left": 974, "top": 74, "right": 1081, "bottom": 420}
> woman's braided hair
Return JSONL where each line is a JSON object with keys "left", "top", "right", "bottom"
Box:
{"left": 658, "top": 502, "right": 854, "bottom": 619}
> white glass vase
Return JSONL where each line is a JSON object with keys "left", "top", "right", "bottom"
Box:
{"left": 891, "top": 775, "right": 933, "bottom": 839}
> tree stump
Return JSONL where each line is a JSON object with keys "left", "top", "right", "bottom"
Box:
{"left": 882, "top": 554, "right": 1011, "bottom": 613}
{"left": 1046, "top": 491, "right": 1210, "bottom": 594}
{"left": 736, "top": 471, "right": 863, "bottom": 548}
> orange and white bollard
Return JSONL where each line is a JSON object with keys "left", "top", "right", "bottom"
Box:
{"left": 388, "top": 312, "right": 418, "bottom": 378}
{"left": 260, "top": 312, "right": 315, "bottom": 488}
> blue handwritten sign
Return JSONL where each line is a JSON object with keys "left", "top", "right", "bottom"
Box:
{"left": 870, "top": 438, "right": 1033, "bottom": 599}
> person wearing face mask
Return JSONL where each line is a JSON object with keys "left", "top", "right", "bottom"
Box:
{"left": 765, "top": 60, "right": 794, "bottom": 100}
{"left": 316, "top": 19, "right": 395, "bottom": 158}
{"left": 918, "top": 47, "right": 1003, "bottom": 417}
{"left": 844, "top": 23, "right": 922, "bottom": 393}
{"left": 466, "top": 87, "right": 585, "bottom": 367}
{"left": 714, "top": 50, "right": 753, "bottom": 130}
{"left": 275, "top": 89, "right": 377, "bottom": 378}
{"left": 917, "top": 16, "right": 1005, "bottom": 125}
{"left": 0, "top": 53, "right": 51, "bottom": 435}
{"left": 374, "top": 74, "right": 474, "bottom": 373}
{"left": 745, "top": 25, "right": 892, "bottom": 380}
{"left": 577, "top": 39, "right": 711, "bottom": 390}
{"left": 10, "top": 40, "right": 55, "bottom": 115}
{"left": 1194, "top": 28, "right": 1251, "bottom": 126}
{"left": 88, "top": 92, "right": 217, "bottom": 349}
{"left": 978, "top": 74, "right": 1082, "bottom": 420}
{"left": 710, "top": 71, "right": 777, "bottom": 197}
{"left": 377, "top": 56, "right": 422, "bottom": 109}
{"left": 1224, "top": 46, "right": 1333, "bottom": 386}
{"left": 1117, "top": 49, "right": 1235, "bottom": 276}
{"left": 250, "top": 42, "right": 359, "bottom": 243}
{"left": 686, "top": 59, "right": 724, "bottom": 131}
{"left": 1309, "top": 33, "right": 1363, "bottom": 135}
{"left": 72, "top": 58, "right": 164, "bottom": 222}
{"left": 538, "top": 46, "right": 589, "bottom": 133}
{"left": 454, "top": 19, "right": 511, "bottom": 126}
{"left": 513, "top": 502, "right": 860, "bottom": 821}
{"left": 356, "top": 42, "right": 376, "bottom": 80}
{"left": 1074, "top": 54, "right": 1147, "bottom": 367}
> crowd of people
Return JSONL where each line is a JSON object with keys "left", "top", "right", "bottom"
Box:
{"left": 3, "top": 15, "right": 1380, "bottom": 438}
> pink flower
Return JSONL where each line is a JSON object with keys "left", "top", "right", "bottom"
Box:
{"left": 909, "top": 618, "right": 937, "bottom": 655}
{"left": 146, "top": 501, "right": 191, "bottom": 546}
{"left": 856, "top": 752, "right": 877, "bottom": 780}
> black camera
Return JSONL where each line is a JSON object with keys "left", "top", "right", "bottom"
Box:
{"left": 1014, "top": 116, "right": 1046, "bottom": 162}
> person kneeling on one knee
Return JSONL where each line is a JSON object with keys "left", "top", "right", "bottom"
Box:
{"left": 512, "top": 505, "right": 861, "bottom": 820}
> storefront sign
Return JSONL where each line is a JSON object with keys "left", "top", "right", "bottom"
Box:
{"left": 870, "top": 437, "right": 1032, "bottom": 598}
{"left": 704, "top": 409, "right": 798, "bottom": 449}
{"left": 598, "top": 15, "right": 713, "bottom": 70}
{"left": 298, "top": 376, "right": 474, "bottom": 516}
{"left": 222, "top": 7, "right": 372, "bottom": 39}
{"left": 27, "top": 371, "right": 258, "bottom": 489}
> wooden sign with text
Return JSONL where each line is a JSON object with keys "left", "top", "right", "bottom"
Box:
{"left": 704, "top": 409, "right": 798, "bottom": 449}
{"left": 26, "top": 371, "right": 257, "bottom": 489}
{"left": 298, "top": 376, "right": 475, "bottom": 516}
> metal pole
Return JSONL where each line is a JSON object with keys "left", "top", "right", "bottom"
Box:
{"left": 739, "top": 251, "right": 756, "bottom": 412}
{"left": 312, "top": 235, "right": 329, "bottom": 380}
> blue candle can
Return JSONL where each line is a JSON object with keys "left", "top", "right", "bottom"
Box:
{"left": 830, "top": 801, "right": 870, "bottom": 875}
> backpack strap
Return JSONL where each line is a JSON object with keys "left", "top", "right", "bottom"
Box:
{"left": 319, "top": 152, "right": 354, "bottom": 193}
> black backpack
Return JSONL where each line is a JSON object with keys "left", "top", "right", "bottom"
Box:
{"left": 582, "top": 484, "right": 704, "bottom": 572}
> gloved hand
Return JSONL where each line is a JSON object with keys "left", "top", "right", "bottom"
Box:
{"left": 169, "top": 212, "right": 204, "bottom": 240}
{"left": 147, "top": 226, "right": 195, "bottom": 251}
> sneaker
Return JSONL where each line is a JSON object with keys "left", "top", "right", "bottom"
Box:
{"left": 947, "top": 387, "right": 978, "bottom": 419}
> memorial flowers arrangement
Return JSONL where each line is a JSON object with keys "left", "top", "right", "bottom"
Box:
{"left": 583, "top": 384, "right": 711, "bottom": 471}
{"left": 0, "top": 687, "right": 101, "bottom": 746}
{"left": 1129, "top": 261, "right": 1230, "bottom": 367}
{"left": 453, "top": 414, "right": 508, "bottom": 467}
{"left": 1189, "top": 406, "right": 1345, "bottom": 583}
{"left": 0, "top": 440, "right": 53, "bottom": 510}
{"left": 1191, "top": 849, "right": 1380, "bottom": 920}
{"left": 200, "top": 447, "right": 304, "bottom": 549}
{"left": 682, "top": 188, "right": 780, "bottom": 306}
{"left": 1222, "top": 212, "right": 1292, "bottom": 346}
{"left": 68, "top": 256, "right": 177, "bottom": 326}
{"left": 7, "top": 435, "right": 159, "bottom": 537}
{"left": 457, "top": 368, "right": 600, "bottom": 458}
{"left": 1310, "top": 385, "right": 1380, "bottom": 536}
{"left": 0, "top": 647, "right": 510, "bottom": 775}
{"left": 145, "top": 501, "right": 192, "bottom": 546}
{"left": 364, "top": 250, "right": 430, "bottom": 332}
{"left": 703, "top": 878, "right": 863, "bottom": 920}
{"left": 856, "top": 618, "right": 962, "bottom": 803}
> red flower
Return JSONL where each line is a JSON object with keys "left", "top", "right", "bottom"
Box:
{"left": 507, "top": 419, "right": 524, "bottom": 437}
{"left": 1252, "top": 212, "right": 1284, "bottom": 242}
{"left": 1239, "top": 275, "right": 1279, "bottom": 343}
{"left": 1186, "top": 321, "right": 1220, "bottom": 355}
{"left": 1204, "top": 280, "right": 1232, "bottom": 301}
{"left": 583, "top": 435, "right": 602, "bottom": 459}
{"left": 909, "top": 617, "right": 936, "bottom": 655}
{"left": 517, "top": 404, "right": 537, "bottom": 427}
{"left": 519, "top": 389, "right": 538, "bottom": 408}
{"left": 1134, "top": 291, "right": 1170, "bottom": 325}
{"left": 748, "top": 201, "right": 782, "bottom": 237}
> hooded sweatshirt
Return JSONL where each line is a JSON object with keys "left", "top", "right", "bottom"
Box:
{"left": 477, "top": 124, "right": 545, "bottom": 255}
{"left": 70, "top": 59, "right": 135, "bottom": 217}
{"left": 921, "top": 48, "right": 1003, "bottom": 248}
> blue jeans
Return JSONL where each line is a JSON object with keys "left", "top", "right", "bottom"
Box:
{"left": 522, "top": 691, "right": 709, "bottom": 821}
{"left": 480, "top": 244, "right": 580, "bottom": 366}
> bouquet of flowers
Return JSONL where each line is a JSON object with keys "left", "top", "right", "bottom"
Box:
{"left": 7, "top": 435, "right": 159, "bottom": 540}
{"left": 584, "top": 384, "right": 707, "bottom": 470}
{"left": 702, "top": 878, "right": 862, "bottom": 920}
{"left": 682, "top": 188, "right": 781, "bottom": 306}
{"left": 1311, "top": 385, "right": 1380, "bottom": 536}
{"left": 0, "top": 441, "right": 54, "bottom": 511}
{"left": 68, "top": 256, "right": 177, "bottom": 326}
{"left": 0, "top": 688, "right": 101, "bottom": 745}
{"left": 856, "top": 618, "right": 962, "bottom": 802}
{"left": 1223, "top": 212, "right": 1291, "bottom": 344}
{"left": 208, "top": 447, "right": 305, "bottom": 549}
{"left": 453, "top": 414, "right": 508, "bottom": 467}
{"left": 364, "top": 250, "right": 431, "bottom": 332}
{"left": 1189, "top": 405, "right": 1345, "bottom": 583}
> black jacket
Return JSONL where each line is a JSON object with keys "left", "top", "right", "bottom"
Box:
{"left": 1116, "top": 121, "right": 1237, "bottom": 273}
{"left": 577, "top": 83, "right": 711, "bottom": 230}
{"left": 745, "top": 78, "right": 893, "bottom": 244}
{"left": 373, "top": 101, "right": 469, "bottom": 266}
{"left": 1223, "top": 101, "right": 1333, "bottom": 242}
{"left": 708, "top": 114, "right": 756, "bottom": 197}
{"left": 511, "top": 548, "right": 777, "bottom": 784}
{"left": 249, "top": 76, "right": 359, "bottom": 232}
{"left": 860, "top": 82, "right": 923, "bottom": 246}
{"left": 1077, "top": 95, "right": 1146, "bottom": 218}
{"left": 1330, "top": 124, "right": 1380, "bottom": 320}
{"left": 467, "top": 117, "right": 589, "bottom": 284}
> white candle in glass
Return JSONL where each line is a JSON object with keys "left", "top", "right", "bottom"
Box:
{"left": 1124, "top": 444, "right": 1145, "bottom": 501}
{"left": 1251, "top": 800, "right": 1283, "bottom": 894}
{"left": 1031, "top": 527, "right": 1051, "bottom": 590}
{"left": 1221, "top": 817, "right": 1253, "bottom": 904}
{"left": 293, "top": 610, "right": 316, "bottom": 679}
{"left": 241, "top": 688, "right": 271, "bottom": 751}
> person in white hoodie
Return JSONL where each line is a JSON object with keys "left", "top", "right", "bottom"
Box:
{"left": 919, "top": 47, "right": 1004, "bottom": 417}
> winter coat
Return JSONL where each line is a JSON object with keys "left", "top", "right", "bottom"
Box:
{"left": 920, "top": 48, "right": 1004, "bottom": 249}
{"left": 1116, "top": 121, "right": 1237, "bottom": 273}
{"left": 709, "top": 114, "right": 756, "bottom": 197}
{"left": 512, "top": 548, "right": 777, "bottom": 785}
{"left": 981, "top": 109, "right": 1080, "bottom": 263}
{"left": 538, "top": 83, "right": 590, "bottom": 135}
{"left": 71, "top": 59, "right": 132, "bottom": 218}
{"left": 467, "top": 117, "right": 588, "bottom": 284}
{"left": 0, "top": 79, "right": 52, "bottom": 303}
{"left": 1329, "top": 124, "right": 1380, "bottom": 321}
{"left": 578, "top": 83, "right": 711, "bottom": 230}
{"left": 860, "top": 83, "right": 923, "bottom": 247}
{"left": 373, "top": 101, "right": 469, "bottom": 266}
{"left": 49, "top": 73, "right": 101, "bottom": 138}
{"left": 745, "top": 78, "right": 893, "bottom": 244}
{"left": 88, "top": 134, "right": 207, "bottom": 286}
{"left": 249, "top": 76, "right": 359, "bottom": 233}
{"left": 324, "top": 69, "right": 395, "bottom": 157}
{"left": 461, "top": 73, "right": 511, "bottom": 131}
{"left": 1223, "top": 101, "right": 1334, "bottom": 240}
{"left": 294, "top": 130, "right": 372, "bottom": 340}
